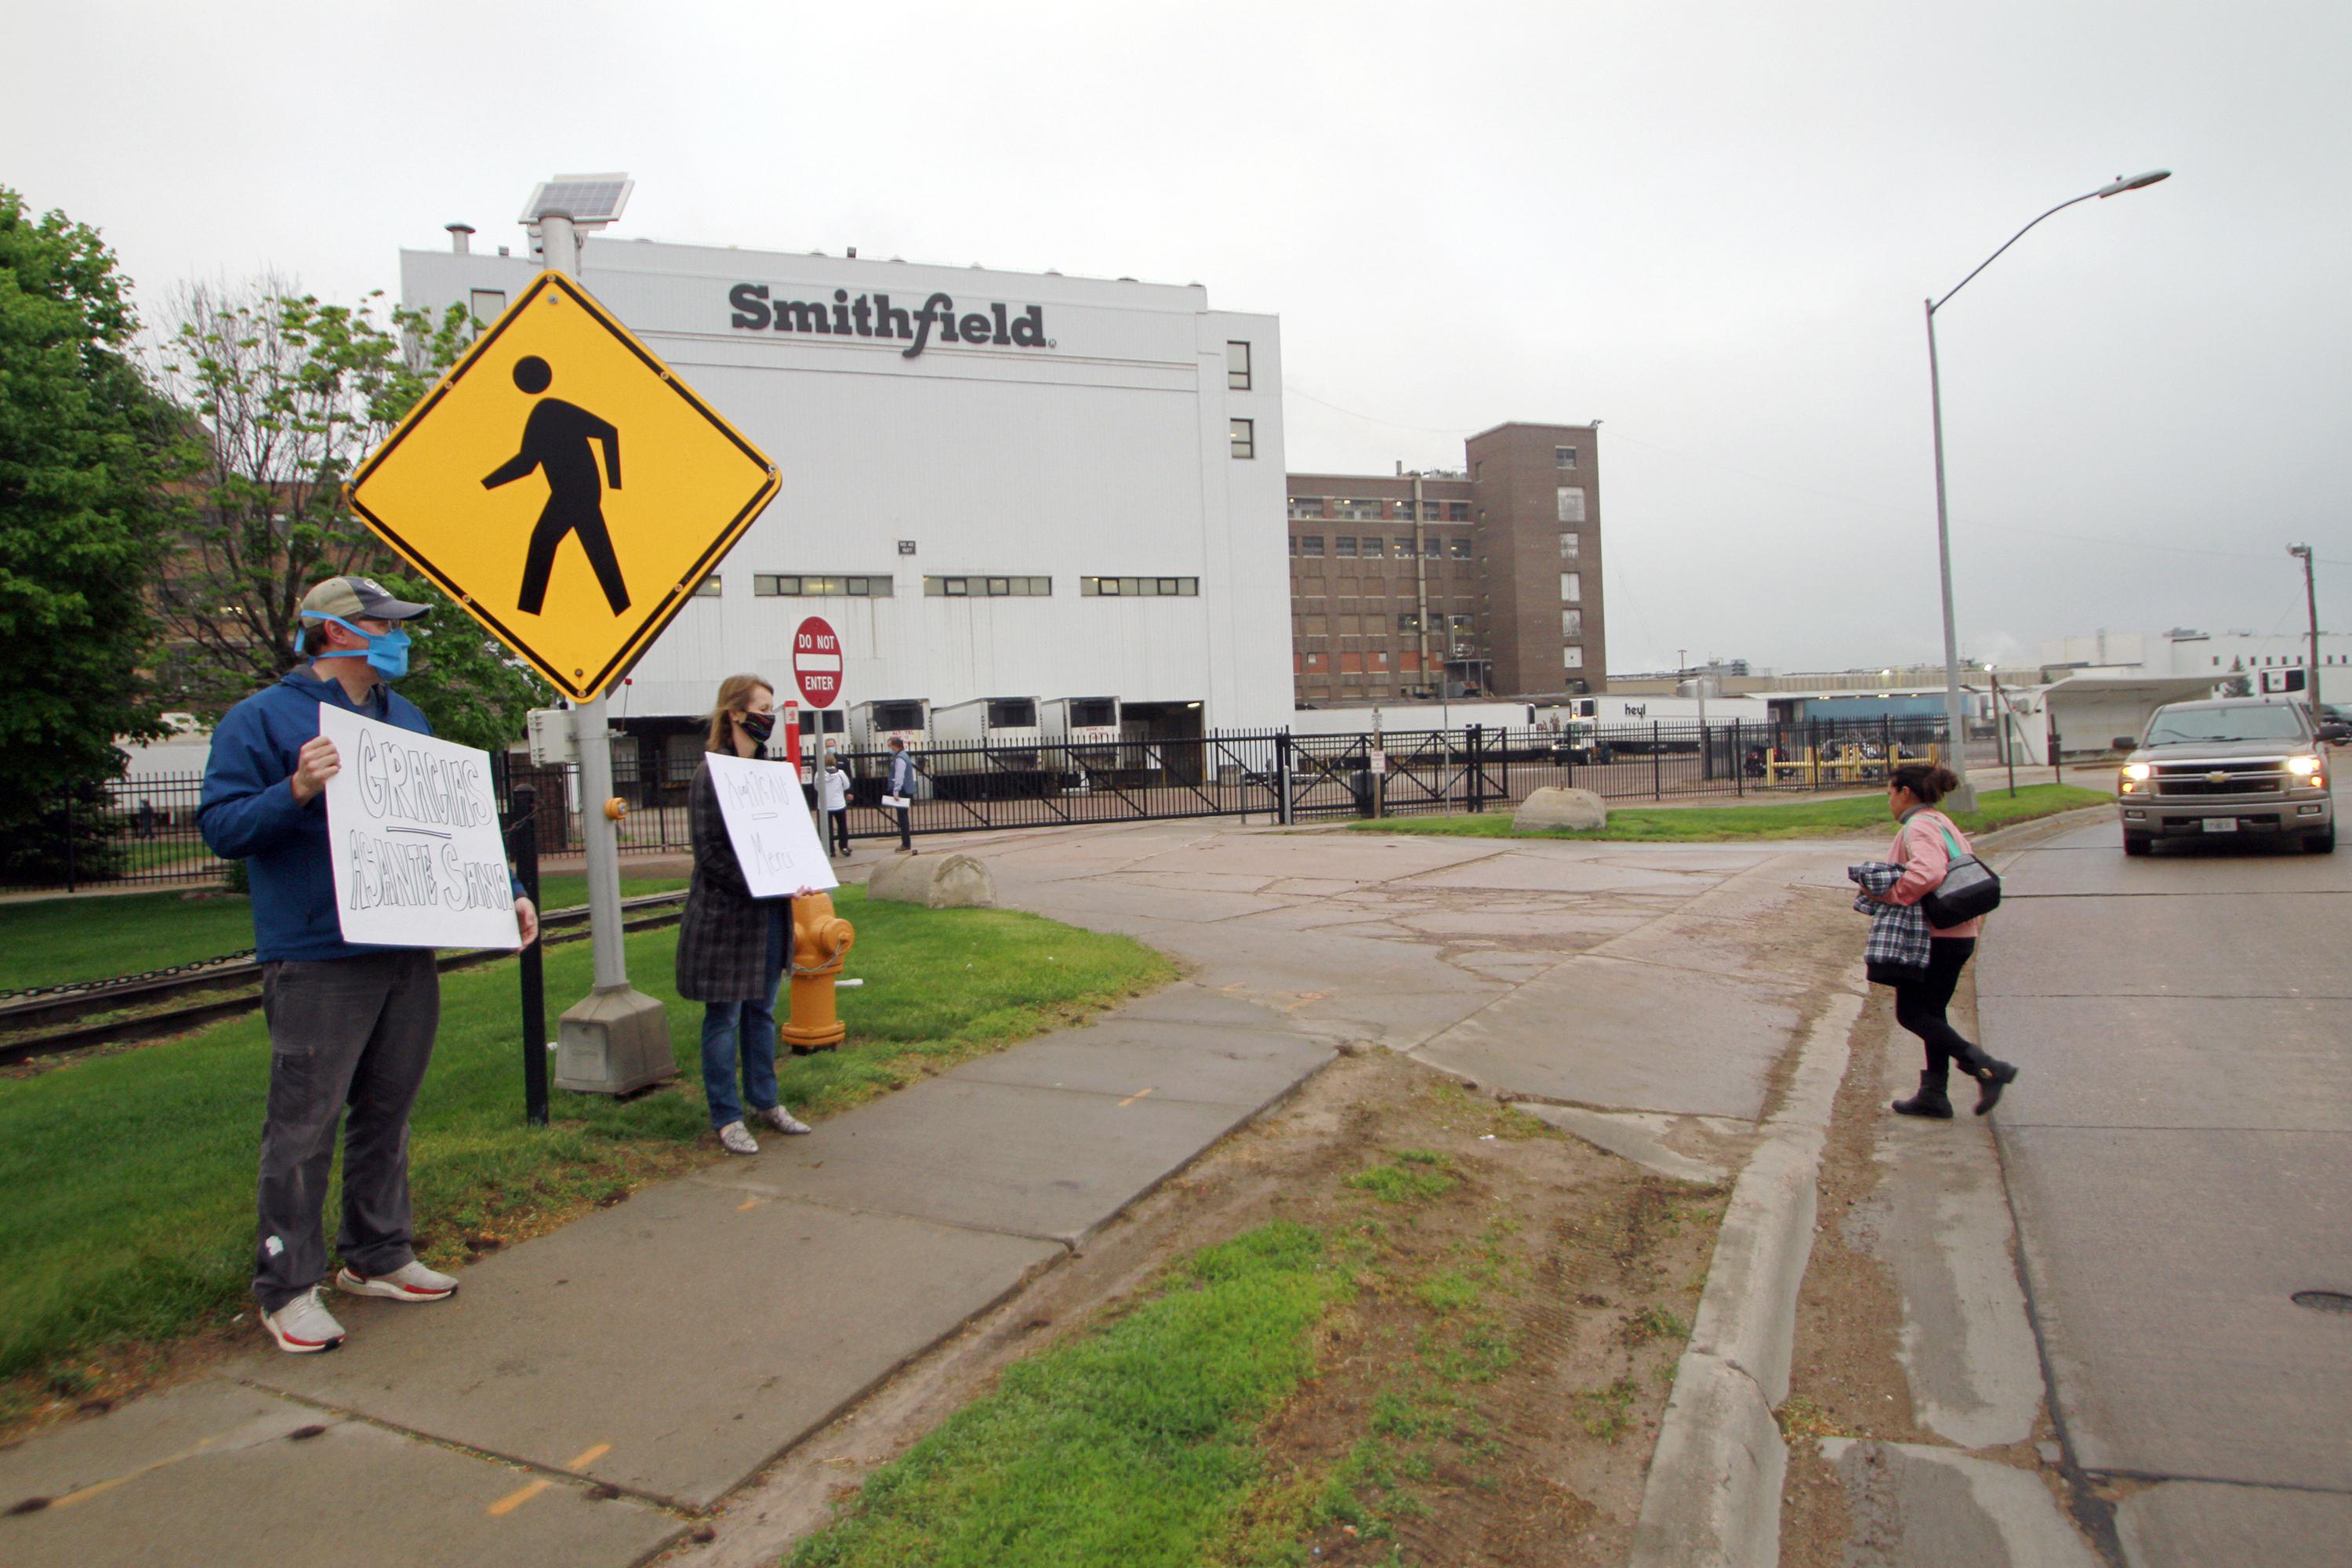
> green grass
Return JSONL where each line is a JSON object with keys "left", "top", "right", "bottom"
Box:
{"left": 0, "top": 886, "right": 1171, "bottom": 1394}
{"left": 1345, "top": 1151, "right": 1458, "bottom": 1205}
{"left": 0, "top": 874, "right": 684, "bottom": 992}
{"left": 1347, "top": 782, "right": 2111, "bottom": 843}
{"left": 786, "top": 1222, "right": 1349, "bottom": 1568}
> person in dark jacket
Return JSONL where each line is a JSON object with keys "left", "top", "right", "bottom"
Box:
{"left": 199, "top": 576, "right": 539, "bottom": 1355}
{"left": 677, "top": 673, "right": 815, "bottom": 1155}
{"left": 886, "top": 735, "right": 916, "bottom": 851}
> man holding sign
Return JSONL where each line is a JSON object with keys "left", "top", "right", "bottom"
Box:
{"left": 199, "top": 577, "right": 539, "bottom": 1355}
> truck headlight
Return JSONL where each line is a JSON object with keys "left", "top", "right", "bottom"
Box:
{"left": 2286, "top": 754, "right": 2322, "bottom": 777}
{"left": 2122, "top": 762, "right": 2152, "bottom": 781}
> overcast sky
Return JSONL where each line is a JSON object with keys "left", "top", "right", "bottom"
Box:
{"left": 8, "top": 0, "right": 2346, "bottom": 674}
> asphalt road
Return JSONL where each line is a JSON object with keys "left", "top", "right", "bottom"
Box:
{"left": 1977, "top": 794, "right": 2352, "bottom": 1566}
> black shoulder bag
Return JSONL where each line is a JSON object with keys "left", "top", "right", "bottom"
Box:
{"left": 1920, "top": 821, "right": 2002, "bottom": 927}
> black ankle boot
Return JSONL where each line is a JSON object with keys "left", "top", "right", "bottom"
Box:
{"left": 1970, "top": 1058, "right": 2018, "bottom": 1116}
{"left": 1892, "top": 1072, "right": 1954, "bottom": 1119}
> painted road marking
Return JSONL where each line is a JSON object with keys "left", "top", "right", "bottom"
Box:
{"left": 53, "top": 1434, "right": 223, "bottom": 1509}
{"left": 487, "top": 1441, "right": 613, "bottom": 1516}
{"left": 486, "top": 1479, "right": 551, "bottom": 1516}
{"left": 737, "top": 1196, "right": 766, "bottom": 1212}
{"left": 1117, "top": 1087, "right": 1155, "bottom": 1107}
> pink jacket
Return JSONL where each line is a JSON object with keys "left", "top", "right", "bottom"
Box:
{"left": 1887, "top": 808, "right": 1983, "bottom": 938}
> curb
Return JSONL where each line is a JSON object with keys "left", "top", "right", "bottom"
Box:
{"left": 1627, "top": 988, "right": 1861, "bottom": 1568}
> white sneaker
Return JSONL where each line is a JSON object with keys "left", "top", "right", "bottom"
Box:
{"left": 718, "top": 1120, "right": 760, "bottom": 1155}
{"left": 757, "top": 1105, "right": 813, "bottom": 1136}
{"left": 336, "top": 1261, "right": 458, "bottom": 1303}
{"left": 263, "top": 1287, "right": 347, "bottom": 1354}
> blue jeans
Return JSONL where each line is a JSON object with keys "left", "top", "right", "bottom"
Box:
{"left": 699, "top": 904, "right": 788, "bottom": 1129}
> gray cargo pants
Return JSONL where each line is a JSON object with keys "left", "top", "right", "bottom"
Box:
{"left": 254, "top": 950, "right": 440, "bottom": 1313}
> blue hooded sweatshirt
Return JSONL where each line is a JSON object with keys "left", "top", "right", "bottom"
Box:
{"left": 200, "top": 670, "right": 439, "bottom": 962}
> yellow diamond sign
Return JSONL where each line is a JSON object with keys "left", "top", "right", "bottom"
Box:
{"left": 349, "top": 270, "right": 778, "bottom": 702}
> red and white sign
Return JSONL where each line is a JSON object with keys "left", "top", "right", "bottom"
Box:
{"left": 792, "top": 615, "right": 843, "bottom": 709}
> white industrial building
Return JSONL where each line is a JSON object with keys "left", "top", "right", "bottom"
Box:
{"left": 400, "top": 231, "right": 1290, "bottom": 753}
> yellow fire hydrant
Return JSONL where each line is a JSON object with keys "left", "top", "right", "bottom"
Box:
{"left": 779, "top": 891, "right": 855, "bottom": 1053}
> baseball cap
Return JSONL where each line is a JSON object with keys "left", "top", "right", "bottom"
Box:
{"left": 299, "top": 575, "right": 432, "bottom": 623}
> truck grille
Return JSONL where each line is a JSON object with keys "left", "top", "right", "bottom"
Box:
{"left": 2151, "top": 761, "right": 2285, "bottom": 797}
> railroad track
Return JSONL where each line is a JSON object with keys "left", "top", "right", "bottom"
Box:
{"left": 0, "top": 891, "right": 688, "bottom": 1068}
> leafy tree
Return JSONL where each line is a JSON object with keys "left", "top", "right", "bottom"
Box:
{"left": 2218, "top": 657, "right": 2252, "bottom": 699}
{"left": 153, "top": 280, "right": 550, "bottom": 750}
{"left": 0, "top": 187, "right": 176, "bottom": 855}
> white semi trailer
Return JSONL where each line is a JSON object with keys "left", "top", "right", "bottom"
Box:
{"left": 1040, "top": 696, "right": 1122, "bottom": 769}
{"left": 928, "top": 696, "right": 1045, "bottom": 797}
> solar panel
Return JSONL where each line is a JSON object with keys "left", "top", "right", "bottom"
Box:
{"left": 519, "top": 173, "right": 634, "bottom": 225}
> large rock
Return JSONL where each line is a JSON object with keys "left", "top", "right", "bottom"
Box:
{"left": 1513, "top": 786, "right": 1607, "bottom": 833}
{"left": 865, "top": 851, "right": 996, "bottom": 909}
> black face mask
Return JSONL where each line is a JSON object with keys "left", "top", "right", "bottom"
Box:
{"left": 738, "top": 711, "right": 776, "bottom": 743}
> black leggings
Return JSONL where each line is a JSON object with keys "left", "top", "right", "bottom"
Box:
{"left": 1893, "top": 938, "right": 1985, "bottom": 1080}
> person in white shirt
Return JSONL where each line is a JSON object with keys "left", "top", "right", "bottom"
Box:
{"left": 821, "top": 753, "right": 851, "bottom": 857}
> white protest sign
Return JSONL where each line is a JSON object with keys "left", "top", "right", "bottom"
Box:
{"left": 320, "top": 705, "right": 521, "bottom": 949}
{"left": 706, "top": 753, "right": 840, "bottom": 898}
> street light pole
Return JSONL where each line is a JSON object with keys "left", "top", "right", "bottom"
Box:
{"left": 2290, "top": 544, "right": 2321, "bottom": 725}
{"left": 1923, "top": 169, "right": 2171, "bottom": 811}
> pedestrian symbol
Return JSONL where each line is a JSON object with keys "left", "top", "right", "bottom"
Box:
{"left": 347, "top": 270, "right": 779, "bottom": 702}
{"left": 483, "top": 355, "right": 630, "bottom": 616}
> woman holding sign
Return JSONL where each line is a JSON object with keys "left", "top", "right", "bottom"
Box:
{"left": 678, "top": 674, "right": 815, "bottom": 1154}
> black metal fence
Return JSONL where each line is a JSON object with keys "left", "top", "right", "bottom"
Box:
{"left": 3, "top": 717, "right": 1953, "bottom": 892}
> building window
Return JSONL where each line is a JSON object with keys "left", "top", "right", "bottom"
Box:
{"left": 1555, "top": 445, "right": 1577, "bottom": 469}
{"left": 753, "top": 574, "right": 895, "bottom": 597}
{"left": 1448, "top": 537, "right": 1471, "bottom": 559}
{"left": 924, "top": 575, "right": 1051, "bottom": 596}
{"left": 1287, "top": 495, "right": 1325, "bottom": 520}
{"left": 1287, "top": 535, "right": 1298, "bottom": 557}
{"left": 1557, "top": 487, "right": 1587, "bottom": 524}
{"left": 1339, "top": 499, "right": 1381, "bottom": 521}
{"left": 1474, "top": 460, "right": 1484, "bottom": 481}
{"left": 1561, "top": 572, "right": 1582, "bottom": 603}
{"left": 689, "top": 573, "right": 721, "bottom": 597}
{"left": 1446, "top": 501, "right": 1471, "bottom": 521}
{"left": 1227, "top": 340, "right": 1252, "bottom": 390}
{"left": 1392, "top": 536, "right": 1414, "bottom": 557}
{"left": 1229, "top": 418, "right": 1255, "bottom": 459}
{"left": 1081, "top": 576, "right": 1200, "bottom": 597}
{"left": 1564, "top": 644, "right": 1584, "bottom": 670}
{"left": 1335, "top": 536, "right": 1359, "bottom": 558}
{"left": 1562, "top": 609, "right": 1584, "bottom": 637}
{"left": 1354, "top": 537, "right": 1381, "bottom": 559}
{"left": 1423, "top": 501, "right": 1443, "bottom": 521}
{"left": 1446, "top": 613, "right": 1474, "bottom": 633}
{"left": 1398, "top": 612, "right": 1424, "bottom": 633}
{"left": 467, "top": 289, "right": 508, "bottom": 338}
{"left": 1299, "top": 535, "right": 1325, "bottom": 558}
{"left": 1559, "top": 532, "right": 1581, "bottom": 559}
{"left": 1423, "top": 537, "right": 1442, "bottom": 559}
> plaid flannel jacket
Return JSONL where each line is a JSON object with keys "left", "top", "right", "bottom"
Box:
{"left": 1849, "top": 860, "right": 1931, "bottom": 975}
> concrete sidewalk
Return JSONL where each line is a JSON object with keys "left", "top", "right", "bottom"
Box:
{"left": 2, "top": 817, "right": 1874, "bottom": 1568}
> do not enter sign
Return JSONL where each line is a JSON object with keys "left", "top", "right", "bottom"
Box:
{"left": 793, "top": 615, "right": 843, "bottom": 709}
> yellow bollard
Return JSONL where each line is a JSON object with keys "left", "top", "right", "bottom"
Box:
{"left": 779, "top": 891, "right": 856, "bottom": 1054}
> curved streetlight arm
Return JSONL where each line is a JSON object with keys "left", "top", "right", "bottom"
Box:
{"left": 1932, "top": 170, "right": 2171, "bottom": 314}
{"left": 1933, "top": 191, "right": 2101, "bottom": 313}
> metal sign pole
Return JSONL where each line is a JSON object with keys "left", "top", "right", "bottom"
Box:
{"left": 539, "top": 212, "right": 672, "bottom": 1095}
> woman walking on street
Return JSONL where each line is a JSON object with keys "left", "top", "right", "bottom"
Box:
{"left": 677, "top": 673, "right": 815, "bottom": 1155}
{"left": 1871, "top": 762, "right": 2019, "bottom": 1119}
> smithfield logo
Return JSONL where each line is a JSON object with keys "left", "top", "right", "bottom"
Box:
{"left": 725, "top": 285, "right": 1051, "bottom": 359}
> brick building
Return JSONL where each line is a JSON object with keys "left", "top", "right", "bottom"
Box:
{"left": 1287, "top": 423, "right": 1602, "bottom": 705}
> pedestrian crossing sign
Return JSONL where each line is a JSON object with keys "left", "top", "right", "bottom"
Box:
{"left": 347, "top": 270, "right": 779, "bottom": 702}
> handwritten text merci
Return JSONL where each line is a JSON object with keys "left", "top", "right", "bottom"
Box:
{"left": 713, "top": 766, "right": 815, "bottom": 883}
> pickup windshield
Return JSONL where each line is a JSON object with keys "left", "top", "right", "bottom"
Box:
{"left": 2144, "top": 706, "right": 2308, "bottom": 745}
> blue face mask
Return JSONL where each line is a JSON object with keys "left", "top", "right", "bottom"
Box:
{"left": 306, "top": 615, "right": 412, "bottom": 680}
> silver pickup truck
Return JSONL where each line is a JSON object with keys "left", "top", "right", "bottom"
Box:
{"left": 2115, "top": 697, "right": 2334, "bottom": 855}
